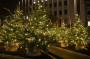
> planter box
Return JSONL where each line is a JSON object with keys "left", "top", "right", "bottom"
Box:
{"left": 0, "top": 51, "right": 53, "bottom": 59}
{"left": 0, "top": 54, "right": 28, "bottom": 59}
{"left": 25, "top": 48, "right": 41, "bottom": 56}
{"left": 5, "top": 43, "right": 20, "bottom": 52}
{"left": 49, "top": 46, "right": 90, "bottom": 59}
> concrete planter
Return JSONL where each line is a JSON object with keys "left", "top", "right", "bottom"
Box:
{"left": 49, "top": 46, "right": 90, "bottom": 59}
{"left": 0, "top": 54, "right": 28, "bottom": 59}
{"left": 25, "top": 48, "right": 41, "bottom": 56}
{"left": 5, "top": 42, "right": 20, "bottom": 52}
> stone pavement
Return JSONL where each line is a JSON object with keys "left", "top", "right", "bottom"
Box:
{"left": 49, "top": 46, "right": 90, "bottom": 59}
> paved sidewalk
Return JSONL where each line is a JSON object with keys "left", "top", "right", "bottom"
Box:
{"left": 49, "top": 46, "right": 90, "bottom": 59}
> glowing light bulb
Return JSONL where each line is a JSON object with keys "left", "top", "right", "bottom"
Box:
{"left": 45, "top": 0, "right": 47, "bottom": 1}
{"left": 88, "top": 21, "right": 90, "bottom": 26}
{"left": 33, "top": 1, "right": 36, "bottom": 4}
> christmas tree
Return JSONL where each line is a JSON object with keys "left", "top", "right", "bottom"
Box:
{"left": 53, "top": 21, "right": 70, "bottom": 47}
{"left": 28, "top": 0, "right": 56, "bottom": 50}
{"left": 0, "top": 7, "right": 24, "bottom": 51}
{"left": 0, "top": 0, "right": 57, "bottom": 53}
{"left": 71, "top": 15, "right": 88, "bottom": 49}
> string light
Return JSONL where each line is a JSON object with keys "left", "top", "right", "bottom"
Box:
{"left": 33, "top": 1, "right": 36, "bottom": 4}
{"left": 88, "top": 21, "right": 90, "bottom": 26}
{"left": 45, "top": 0, "right": 47, "bottom": 1}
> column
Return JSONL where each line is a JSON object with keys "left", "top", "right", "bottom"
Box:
{"left": 74, "top": 0, "right": 77, "bottom": 14}
{"left": 80, "top": 0, "right": 85, "bottom": 25}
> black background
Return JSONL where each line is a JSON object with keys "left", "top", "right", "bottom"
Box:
{"left": 0, "top": 0, "right": 19, "bottom": 17}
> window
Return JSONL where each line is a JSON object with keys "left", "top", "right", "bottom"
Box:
{"left": 64, "top": 0, "right": 67, "bottom": 6}
{"left": 54, "top": 2, "right": 57, "bottom": 7}
{"left": 29, "top": 8, "right": 31, "bottom": 12}
{"left": 59, "top": 1, "right": 62, "bottom": 6}
{"left": 87, "top": 11, "right": 90, "bottom": 15}
{"left": 59, "top": 10, "right": 62, "bottom": 15}
{"left": 49, "top": 3, "right": 52, "bottom": 8}
{"left": 64, "top": 9, "right": 67, "bottom": 15}
{"left": 54, "top": 11, "right": 57, "bottom": 16}
{"left": 30, "top": 0, "right": 32, "bottom": 4}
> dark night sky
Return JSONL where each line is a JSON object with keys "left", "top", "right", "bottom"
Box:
{"left": 0, "top": 0, "right": 19, "bottom": 8}
{"left": 0, "top": 0, "right": 19, "bottom": 17}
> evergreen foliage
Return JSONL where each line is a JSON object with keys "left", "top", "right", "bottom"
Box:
{"left": 0, "top": 0, "right": 88, "bottom": 52}
{"left": 70, "top": 16, "right": 88, "bottom": 49}
{"left": 0, "top": 0, "right": 57, "bottom": 52}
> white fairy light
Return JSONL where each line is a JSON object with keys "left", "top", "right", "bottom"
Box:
{"left": 38, "top": 0, "right": 39, "bottom": 3}
{"left": 26, "top": 16, "right": 29, "bottom": 20}
{"left": 33, "top": 0, "right": 36, "bottom": 4}
{"left": 39, "top": 39, "right": 41, "bottom": 42}
{"left": 88, "top": 21, "right": 90, "bottom": 26}
{"left": 33, "top": 1, "right": 36, "bottom": 4}
{"left": 25, "top": 33, "right": 28, "bottom": 36}
{"left": 45, "top": 0, "right": 47, "bottom": 1}
{"left": 41, "top": 0, "right": 44, "bottom": 2}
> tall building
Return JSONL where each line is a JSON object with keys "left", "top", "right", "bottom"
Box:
{"left": 19, "top": 0, "right": 33, "bottom": 16}
{"left": 47, "top": 0, "right": 75, "bottom": 26}
{"left": 19, "top": 0, "right": 75, "bottom": 26}
{"left": 0, "top": 0, "right": 89, "bottom": 26}
{"left": 47, "top": 0, "right": 89, "bottom": 26}
{"left": 85, "top": 0, "right": 90, "bottom": 26}
{"left": 76, "top": 0, "right": 90, "bottom": 26}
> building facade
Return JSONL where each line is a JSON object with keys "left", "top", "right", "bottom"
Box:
{"left": 19, "top": 0, "right": 75, "bottom": 26}
{"left": 85, "top": 0, "right": 90, "bottom": 26}
{"left": 47, "top": 0, "right": 90, "bottom": 26}
{"left": 76, "top": 0, "right": 90, "bottom": 26}
{"left": 0, "top": 0, "right": 89, "bottom": 26}
{"left": 47, "top": 0, "right": 75, "bottom": 26}
{"left": 18, "top": 0, "right": 90, "bottom": 26}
